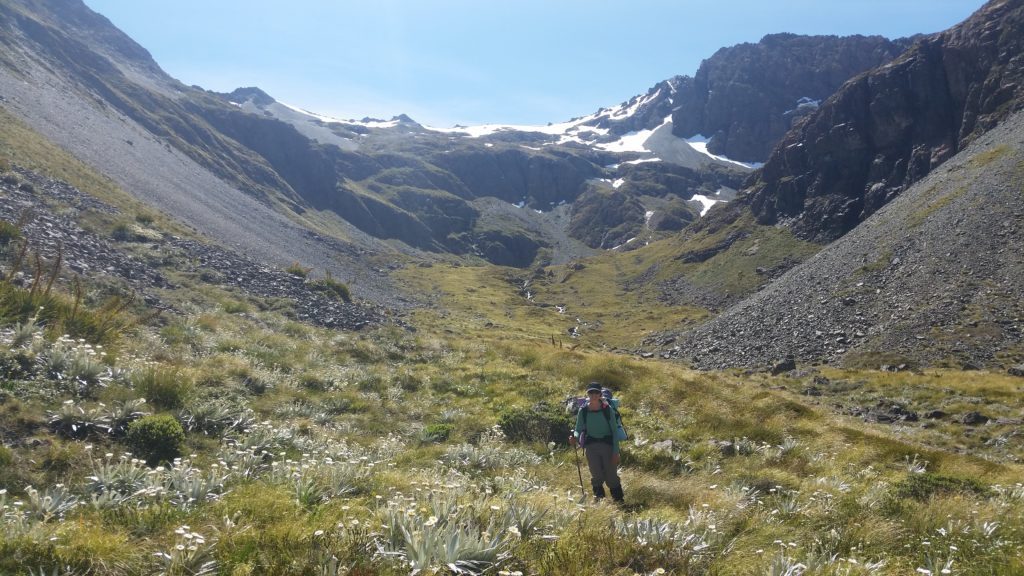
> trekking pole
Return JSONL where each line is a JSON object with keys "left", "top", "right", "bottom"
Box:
{"left": 571, "top": 430, "right": 586, "bottom": 500}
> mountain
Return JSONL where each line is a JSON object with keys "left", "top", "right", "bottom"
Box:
{"left": 670, "top": 33, "right": 914, "bottom": 162}
{"left": 653, "top": 0, "right": 1024, "bottom": 371}
{"left": 0, "top": 0, "right": 924, "bottom": 275}
{"left": 744, "top": 0, "right": 1024, "bottom": 242}
{"left": 675, "top": 107, "right": 1024, "bottom": 371}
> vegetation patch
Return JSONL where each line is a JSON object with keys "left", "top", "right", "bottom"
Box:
{"left": 307, "top": 273, "right": 352, "bottom": 303}
{"left": 126, "top": 414, "right": 186, "bottom": 465}
{"left": 891, "top": 472, "right": 992, "bottom": 501}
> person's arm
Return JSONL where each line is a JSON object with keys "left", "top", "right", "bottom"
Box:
{"left": 611, "top": 410, "right": 620, "bottom": 454}
{"left": 570, "top": 409, "right": 585, "bottom": 443}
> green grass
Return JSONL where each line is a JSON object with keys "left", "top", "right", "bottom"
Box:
{"left": 3, "top": 194, "right": 1024, "bottom": 575}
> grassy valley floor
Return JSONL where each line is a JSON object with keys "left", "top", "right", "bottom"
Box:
{"left": 1, "top": 245, "right": 1023, "bottom": 575}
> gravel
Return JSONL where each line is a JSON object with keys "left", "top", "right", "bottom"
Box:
{"left": 1, "top": 167, "right": 390, "bottom": 331}
{"left": 665, "top": 110, "right": 1024, "bottom": 371}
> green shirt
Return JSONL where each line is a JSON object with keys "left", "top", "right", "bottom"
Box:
{"left": 575, "top": 406, "right": 620, "bottom": 454}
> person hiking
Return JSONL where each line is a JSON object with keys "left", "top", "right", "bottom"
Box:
{"left": 569, "top": 382, "right": 624, "bottom": 503}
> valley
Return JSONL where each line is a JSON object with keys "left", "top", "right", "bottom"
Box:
{"left": 1, "top": 0, "right": 1023, "bottom": 574}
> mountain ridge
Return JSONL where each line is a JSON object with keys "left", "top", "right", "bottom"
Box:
{"left": 743, "top": 0, "right": 1024, "bottom": 242}
{"left": 674, "top": 108, "right": 1024, "bottom": 371}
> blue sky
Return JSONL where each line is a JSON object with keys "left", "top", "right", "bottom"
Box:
{"left": 84, "top": 0, "right": 983, "bottom": 127}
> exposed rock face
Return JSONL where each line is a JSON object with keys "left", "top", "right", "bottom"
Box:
{"left": 568, "top": 188, "right": 646, "bottom": 249}
{"left": 580, "top": 78, "right": 684, "bottom": 137}
{"left": 674, "top": 109, "right": 1024, "bottom": 371}
{"left": 671, "top": 34, "right": 912, "bottom": 162}
{"left": 747, "top": 0, "right": 1024, "bottom": 242}
{"left": 428, "top": 147, "right": 599, "bottom": 209}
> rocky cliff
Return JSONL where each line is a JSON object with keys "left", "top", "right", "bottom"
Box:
{"left": 671, "top": 34, "right": 913, "bottom": 162}
{"left": 673, "top": 108, "right": 1024, "bottom": 371}
{"left": 746, "top": 0, "right": 1024, "bottom": 242}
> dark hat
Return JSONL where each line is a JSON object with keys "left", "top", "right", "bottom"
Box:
{"left": 585, "top": 382, "right": 602, "bottom": 393}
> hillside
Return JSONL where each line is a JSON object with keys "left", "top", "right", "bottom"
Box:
{"left": 0, "top": 0, "right": 930, "bottom": 274}
{"left": 674, "top": 108, "right": 1024, "bottom": 371}
{"left": 3, "top": 141, "right": 1024, "bottom": 576}
{"left": 745, "top": 0, "right": 1024, "bottom": 242}
{"left": 4, "top": 0, "right": 1024, "bottom": 574}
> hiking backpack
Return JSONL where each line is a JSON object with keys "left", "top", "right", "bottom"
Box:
{"left": 566, "top": 387, "right": 628, "bottom": 441}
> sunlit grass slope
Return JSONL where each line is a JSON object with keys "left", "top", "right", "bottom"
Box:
{"left": 398, "top": 210, "right": 818, "bottom": 352}
{"left": 3, "top": 239, "right": 1023, "bottom": 574}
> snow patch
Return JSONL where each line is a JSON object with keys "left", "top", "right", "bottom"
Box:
{"left": 691, "top": 194, "right": 725, "bottom": 217}
{"left": 685, "top": 135, "right": 763, "bottom": 169}
{"left": 613, "top": 178, "right": 625, "bottom": 189}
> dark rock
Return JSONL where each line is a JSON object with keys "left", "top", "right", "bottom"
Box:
{"left": 924, "top": 410, "right": 947, "bottom": 420}
{"left": 1008, "top": 364, "right": 1024, "bottom": 377}
{"left": 961, "top": 411, "right": 991, "bottom": 425}
{"left": 671, "top": 34, "right": 911, "bottom": 162}
{"left": 746, "top": 1, "right": 1024, "bottom": 242}
{"left": 770, "top": 357, "right": 797, "bottom": 375}
{"left": 859, "top": 401, "right": 918, "bottom": 423}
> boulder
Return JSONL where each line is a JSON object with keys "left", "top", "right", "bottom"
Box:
{"left": 960, "top": 411, "right": 990, "bottom": 426}
{"left": 771, "top": 356, "right": 797, "bottom": 375}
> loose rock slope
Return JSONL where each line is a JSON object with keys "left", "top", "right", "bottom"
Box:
{"left": 673, "top": 109, "right": 1024, "bottom": 371}
{"left": 1, "top": 166, "right": 388, "bottom": 330}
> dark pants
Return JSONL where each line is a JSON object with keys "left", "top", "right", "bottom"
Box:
{"left": 584, "top": 441, "right": 622, "bottom": 500}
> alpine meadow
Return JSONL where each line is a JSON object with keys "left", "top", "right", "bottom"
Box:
{"left": 1, "top": 0, "right": 1023, "bottom": 575}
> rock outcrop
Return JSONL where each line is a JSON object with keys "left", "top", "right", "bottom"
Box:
{"left": 673, "top": 108, "right": 1024, "bottom": 371}
{"left": 671, "top": 34, "right": 913, "bottom": 162}
{"left": 746, "top": 0, "right": 1024, "bottom": 242}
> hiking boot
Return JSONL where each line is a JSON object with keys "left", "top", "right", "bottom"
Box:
{"left": 592, "top": 482, "right": 606, "bottom": 499}
{"left": 610, "top": 484, "right": 624, "bottom": 503}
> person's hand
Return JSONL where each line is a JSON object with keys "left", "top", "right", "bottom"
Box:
{"left": 568, "top": 435, "right": 577, "bottom": 447}
{"left": 611, "top": 453, "right": 620, "bottom": 466}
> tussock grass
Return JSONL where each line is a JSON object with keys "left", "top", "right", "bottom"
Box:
{"left": 3, "top": 231, "right": 1024, "bottom": 575}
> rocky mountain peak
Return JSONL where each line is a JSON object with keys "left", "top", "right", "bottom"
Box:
{"left": 744, "top": 0, "right": 1024, "bottom": 242}
{"left": 670, "top": 33, "right": 913, "bottom": 162}
{"left": 225, "top": 87, "right": 276, "bottom": 106}
{"left": 577, "top": 76, "right": 684, "bottom": 137}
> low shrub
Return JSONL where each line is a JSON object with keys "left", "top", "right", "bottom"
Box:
{"left": 0, "top": 220, "right": 21, "bottom": 246}
{"left": 498, "top": 402, "right": 569, "bottom": 444}
{"left": 422, "top": 423, "right": 455, "bottom": 443}
{"left": 307, "top": 274, "right": 351, "bottom": 303}
{"left": 126, "top": 414, "right": 185, "bottom": 466}
{"left": 299, "top": 372, "right": 331, "bottom": 392}
{"left": 891, "top": 472, "right": 991, "bottom": 501}
{"left": 110, "top": 222, "right": 137, "bottom": 242}
{"left": 285, "top": 262, "right": 311, "bottom": 278}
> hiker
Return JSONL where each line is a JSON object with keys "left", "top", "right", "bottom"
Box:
{"left": 570, "top": 382, "right": 624, "bottom": 503}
